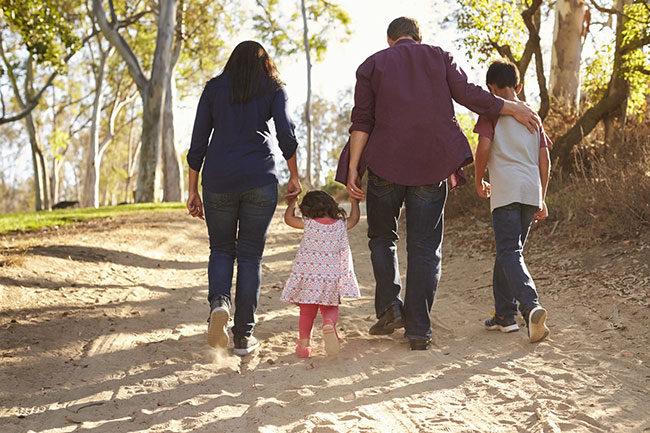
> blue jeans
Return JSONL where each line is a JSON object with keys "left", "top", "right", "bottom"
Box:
{"left": 203, "top": 182, "right": 278, "bottom": 337}
{"left": 491, "top": 202, "right": 540, "bottom": 318}
{"left": 366, "top": 170, "right": 447, "bottom": 340}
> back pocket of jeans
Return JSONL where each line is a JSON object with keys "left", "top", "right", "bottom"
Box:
{"left": 246, "top": 183, "right": 278, "bottom": 207}
{"left": 413, "top": 182, "right": 444, "bottom": 202}
{"left": 368, "top": 173, "right": 394, "bottom": 197}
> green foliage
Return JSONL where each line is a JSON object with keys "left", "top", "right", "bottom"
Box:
{"left": 621, "top": 2, "right": 650, "bottom": 118}
{"left": 581, "top": 44, "right": 614, "bottom": 110}
{"left": 455, "top": 112, "right": 479, "bottom": 151}
{"left": 253, "top": 0, "right": 351, "bottom": 62}
{"left": 48, "top": 130, "right": 69, "bottom": 162}
{"left": 0, "top": 0, "right": 82, "bottom": 70}
{"left": 448, "top": 0, "right": 528, "bottom": 63}
{"left": 175, "top": 0, "right": 240, "bottom": 95}
{"left": 0, "top": 202, "right": 184, "bottom": 233}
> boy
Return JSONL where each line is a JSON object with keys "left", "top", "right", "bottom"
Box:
{"left": 473, "top": 59, "right": 551, "bottom": 343}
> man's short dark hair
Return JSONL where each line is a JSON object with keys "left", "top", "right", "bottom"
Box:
{"left": 486, "top": 59, "right": 520, "bottom": 89}
{"left": 387, "top": 17, "right": 421, "bottom": 42}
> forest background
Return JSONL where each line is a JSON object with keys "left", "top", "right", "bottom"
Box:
{"left": 0, "top": 0, "right": 648, "bottom": 239}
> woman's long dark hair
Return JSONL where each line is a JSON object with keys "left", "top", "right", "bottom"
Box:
{"left": 217, "top": 41, "right": 284, "bottom": 103}
{"left": 299, "top": 191, "right": 347, "bottom": 220}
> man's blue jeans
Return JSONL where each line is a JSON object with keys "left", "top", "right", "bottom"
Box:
{"left": 203, "top": 182, "right": 277, "bottom": 338}
{"left": 366, "top": 170, "right": 447, "bottom": 340}
{"left": 491, "top": 202, "right": 540, "bottom": 318}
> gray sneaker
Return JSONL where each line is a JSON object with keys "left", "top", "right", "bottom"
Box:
{"left": 207, "top": 296, "right": 230, "bottom": 348}
{"left": 233, "top": 335, "right": 259, "bottom": 356}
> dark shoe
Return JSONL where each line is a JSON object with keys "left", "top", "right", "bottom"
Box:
{"left": 409, "top": 338, "right": 431, "bottom": 350}
{"left": 525, "top": 306, "right": 549, "bottom": 343}
{"left": 207, "top": 296, "right": 230, "bottom": 348}
{"left": 369, "top": 304, "right": 405, "bottom": 335}
{"left": 233, "top": 335, "right": 259, "bottom": 356}
{"left": 485, "top": 314, "right": 519, "bottom": 333}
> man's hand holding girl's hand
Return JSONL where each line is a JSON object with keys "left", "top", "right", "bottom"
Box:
{"left": 347, "top": 170, "right": 365, "bottom": 200}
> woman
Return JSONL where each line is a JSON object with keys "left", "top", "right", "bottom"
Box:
{"left": 186, "top": 41, "right": 301, "bottom": 356}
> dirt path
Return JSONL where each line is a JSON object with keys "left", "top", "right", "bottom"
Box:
{"left": 1, "top": 208, "right": 648, "bottom": 433}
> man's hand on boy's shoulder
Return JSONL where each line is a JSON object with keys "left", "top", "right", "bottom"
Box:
{"left": 475, "top": 178, "right": 491, "bottom": 198}
{"left": 533, "top": 202, "right": 548, "bottom": 223}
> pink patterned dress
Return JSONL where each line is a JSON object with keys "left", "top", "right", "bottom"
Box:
{"left": 281, "top": 218, "right": 360, "bottom": 306}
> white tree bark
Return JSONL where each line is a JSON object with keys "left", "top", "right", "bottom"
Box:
{"left": 84, "top": 43, "right": 110, "bottom": 208}
{"left": 162, "top": 19, "right": 184, "bottom": 202}
{"left": 162, "top": 69, "right": 183, "bottom": 201}
{"left": 549, "top": 0, "right": 589, "bottom": 114}
{"left": 301, "top": 0, "right": 313, "bottom": 189}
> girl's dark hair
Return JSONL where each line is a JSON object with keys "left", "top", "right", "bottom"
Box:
{"left": 299, "top": 191, "right": 347, "bottom": 220}
{"left": 486, "top": 58, "right": 520, "bottom": 89}
{"left": 216, "top": 40, "right": 284, "bottom": 103}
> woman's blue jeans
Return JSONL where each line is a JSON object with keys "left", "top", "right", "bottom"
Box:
{"left": 366, "top": 170, "right": 447, "bottom": 340}
{"left": 491, "top": 202, "right": 540, "bottom": 318}
{"left": 203, "top": 182, "right": 277, "bottom": 338}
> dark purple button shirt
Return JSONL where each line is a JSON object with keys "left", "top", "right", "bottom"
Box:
{"left": 350, "top": 38, "right": 504, "bottom": 188}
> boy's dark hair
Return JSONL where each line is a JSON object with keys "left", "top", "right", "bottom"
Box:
{"left": 486, "top": 59, "right": 520, "bottom": 89}
{"left": 299, "top": 191, "right": 347, "bottom": 220}
{"left": 387, "top": 17, "right": 421, "bottom": 42}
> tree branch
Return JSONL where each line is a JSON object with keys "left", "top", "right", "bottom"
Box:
{"left": 520, "top": 0, "right": 548, "bottom": 118}
{"left": 0, "top": 20, "right": 133, "bottom": 125}
{"left": 92, "top": 0, "right": 148, "bottom": 93}
{"left": 621, "top": 34, "right": 650, "bottom": 55}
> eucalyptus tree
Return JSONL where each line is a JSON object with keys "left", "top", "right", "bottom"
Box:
{"left": 553, "top": 0, "right": 650, "bottom": 167}
{"left": 451, "top": 0, "right": 550, "bottom": 118}
{"left": 253, "top": 0, "right": 350, "bottom": 188}
{"left": 0, "top": 0, "right": 83, "bottom": 210}
{"left": 452, "top": 0, "right": 649, "bottom": 171}
{"left": 93, "top": 0, "right": 177, "bottom": 203}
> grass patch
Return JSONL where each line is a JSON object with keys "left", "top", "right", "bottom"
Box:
{"left": 0, "top": 202, "right": 185, "bottom": 234}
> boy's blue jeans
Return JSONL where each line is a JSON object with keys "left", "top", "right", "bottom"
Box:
{"left": 366, "top": 170, "right": 447, "bottom": 340}
{"left": 203, "top": 183, "right": 277, "bottom": 338}
{"left": 491, "top": 202, "right": 540, "bottom": 318}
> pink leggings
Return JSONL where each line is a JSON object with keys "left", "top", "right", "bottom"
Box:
{"left": 298, "top": 304, "right": 339, "bottom": 340}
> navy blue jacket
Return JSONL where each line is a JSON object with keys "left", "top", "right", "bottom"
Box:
{"left": 187, "top": 73, "right": 299, "bottom": 193}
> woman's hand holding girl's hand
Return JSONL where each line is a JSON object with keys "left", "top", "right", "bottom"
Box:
{"left": 186, "top": 192, "right": 204, "bottom": 220}
{"left": 284, "top": 176, "right": 302, "bottom": 200}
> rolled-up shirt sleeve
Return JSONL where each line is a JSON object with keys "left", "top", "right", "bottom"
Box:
{"left": 271, "top": 87, "right": 299, "bottom": 160}
{"left": 445, "top": 51, "right": 503, "bottom": 118}
{"left": 349, "top": 58, "right": 375, "bottom": 134}
{"left": 187, "top": 85, "right": 213, "bottom": 172}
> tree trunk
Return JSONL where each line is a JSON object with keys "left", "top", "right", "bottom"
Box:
{"left": 552, "top": 0, "right": 632, "bottom": 172}
{"left": 84, "top": 46, "right": 109, "bottom": 208}
{"left": 549, "top": 0, "right": 588, "bottom": 114}
{"left": 602, "top": 0, "right": 632, "bottom": 153}
{"left": 301, "top": 0, "right": 313, "bottom": 189}
{"left": 162, "top": 69, "right": 183, "bottom": 201}
{"left": 93, "top": 0, "right": 178, "bottom": 203}
{"left": 25, "top": 113, "right": 51, "bottom": 211}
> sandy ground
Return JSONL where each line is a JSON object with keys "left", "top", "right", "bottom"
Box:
{"left": 0, "top": 207, "right": 648, "bottom": 433}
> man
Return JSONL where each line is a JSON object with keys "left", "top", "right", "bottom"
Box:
{"left": 345, "top": 17, "right": 541, "bottom": 350}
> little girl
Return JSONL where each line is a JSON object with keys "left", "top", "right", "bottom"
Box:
{"left": 281, "top": 190, "right": 361, "bottom": 357}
